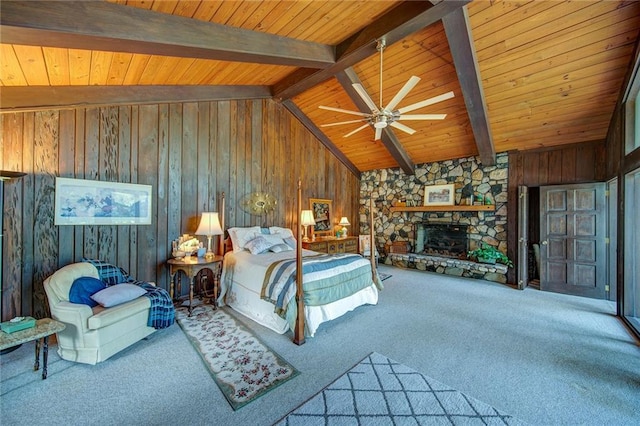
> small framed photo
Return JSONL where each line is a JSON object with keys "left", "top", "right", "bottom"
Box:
{"left": 423, "top": 184, "right": 455, "bottom": 206}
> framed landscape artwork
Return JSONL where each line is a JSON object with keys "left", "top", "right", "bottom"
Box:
{"left": 423, "top": 184, "right": 455, "bottom": 206}
{"left": 309, "top": 198, "right": 333, "bottom": 237}
{"left": 55, "top": 177, "right": 152, "bottom": 225}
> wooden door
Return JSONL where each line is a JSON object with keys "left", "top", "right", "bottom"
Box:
{"left": 517, "top": 185, "right": 529, "bottom": 290}
{"left": 540, "top": 183, "right": 606, "bottom": 298}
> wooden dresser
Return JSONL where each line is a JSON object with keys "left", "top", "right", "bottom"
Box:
{"left": 302, "top": 236, "right": 358, "bottom": 254}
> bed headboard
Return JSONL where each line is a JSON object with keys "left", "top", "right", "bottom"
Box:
{"left": 223, "top": 236, "right": 233, "bottom": 254}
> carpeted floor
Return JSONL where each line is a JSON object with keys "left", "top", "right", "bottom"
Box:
{"left": 1, "top": 265, "right": 638, "bottom": 425}
{"left": 275, "top": 352, "right": 526, "bottom": 425}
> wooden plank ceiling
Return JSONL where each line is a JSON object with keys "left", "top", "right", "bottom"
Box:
{"left": 1, "top": 0, "right": 639, "bottom": 174}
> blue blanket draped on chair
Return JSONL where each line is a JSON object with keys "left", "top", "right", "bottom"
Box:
{"left": 129, "top": 280, "right": 175, "bottom": 329}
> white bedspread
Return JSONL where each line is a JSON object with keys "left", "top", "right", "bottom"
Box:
{"left": 218, "top": 249, "right": 378, "bottom": 337}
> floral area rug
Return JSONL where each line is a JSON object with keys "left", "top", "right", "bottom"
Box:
{"left": 175, "top": 305, "right": 299, "bottom": 410}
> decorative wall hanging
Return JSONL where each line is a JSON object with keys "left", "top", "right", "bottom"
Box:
{"left": 54, "top": 177, "right": 152, "bottom": 225}
{"left": 240, "top": 192, "right": 277, "bottom": 215}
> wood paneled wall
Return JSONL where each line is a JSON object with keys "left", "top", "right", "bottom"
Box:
{"left": 0, "top": 99, "right": 360, "bottom": 321}
{"left": 506, "top": 140, "right": 607, "bottom": 284}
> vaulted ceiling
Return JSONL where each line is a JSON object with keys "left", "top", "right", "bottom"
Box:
{"left": 1, "top": 0, "right": 639, "bottom": 175}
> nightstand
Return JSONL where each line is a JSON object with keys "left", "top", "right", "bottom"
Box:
{"left": 167, "top": 256, "right": 223, "bottom": 316}
{"left": 302, "top": 236, "right": 358, "bottom": 254}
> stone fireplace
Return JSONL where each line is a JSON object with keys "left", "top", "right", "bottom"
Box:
{"left": 417, "top": 223, "right": 469, "bottom": 259}
{"left": 359, "top": 152, "right": 510, "bottom": 284}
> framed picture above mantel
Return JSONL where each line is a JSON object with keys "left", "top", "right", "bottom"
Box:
{"left": 423, "top": 184, "right": 455, "bottom": 206}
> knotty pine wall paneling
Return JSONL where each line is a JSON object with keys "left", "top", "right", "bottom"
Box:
{"left": 0, "top": 99, "right": 361, "bottom": 320}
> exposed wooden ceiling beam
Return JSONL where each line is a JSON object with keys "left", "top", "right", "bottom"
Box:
{"left": 0, "top": 1, "right": 335, "bottom": 68}
{"left": 0, "top": 86, "right": 271, "bottom": 112}
{"left": 335, "top": 69, "right": 415, "bottom": 175}
{"left": 442, "top": 7, "right": 496, "bottom": 166}
{"left": 273, "top": 0, "right": 472, "bottom": 101}
{"left": 282, "top": 100, "right": 361, "bottom": 178}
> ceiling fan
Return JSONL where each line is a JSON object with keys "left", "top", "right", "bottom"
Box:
{"left": 319, "top": 39, "right": 454, "bottom": 140}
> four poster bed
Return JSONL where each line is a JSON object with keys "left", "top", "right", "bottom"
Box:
{"left": 217, "top": 181, "right": 380, "bottom": 344}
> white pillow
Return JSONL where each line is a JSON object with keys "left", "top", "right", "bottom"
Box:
{"left": 245, "top": 236, "right": 275, "bottom": 255}
{"left": 269, "top": 226, "right": 295, "bottom": 239}
{"left": 261, "top": 234, "right": 286, "bottom": 246}
{"left": 90, "top": 284, "right": 146, "bottom": 308}
{"left": 228, "top": 226, "right": 261, "bottom": 253}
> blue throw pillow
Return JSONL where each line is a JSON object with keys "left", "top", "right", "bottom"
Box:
{"left": 69, "top": 277, "right": 106, "bottom": 307}
{"left": 82, "top": 258, "right": 132, "bottom": 285}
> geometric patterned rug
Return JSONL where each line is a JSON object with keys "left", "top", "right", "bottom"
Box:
{"left": 175, "top": 305, "right": 299, "bottom": 410}
{"left": 379, "top": 272, "right": 392, "bottom": 281}
{"left": 275, "top": 352, "right": 526, "bottom": 425}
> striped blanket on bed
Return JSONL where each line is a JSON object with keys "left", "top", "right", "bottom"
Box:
{"left": 261, "top": 253, "right": 374, "bottom": 318}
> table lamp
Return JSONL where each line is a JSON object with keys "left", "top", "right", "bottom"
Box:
{"left": 195, "top": 212, "right": 223, "bottom": 257}
{"left": 339, "top": 216, "right": 350, "bottom": 237}
{"left": 300, "top": 210, "right": 316, "bottom": 242}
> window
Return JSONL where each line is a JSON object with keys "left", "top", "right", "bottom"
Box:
{"left": 625, "top": 64, "right": 640, "bottom": 154}
{"left": 623, "top": 168, "right": 640, "bottom": 330}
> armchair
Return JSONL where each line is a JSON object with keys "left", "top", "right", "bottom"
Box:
{"left": 359, "top": 235, "right": 380, "bottom": 266}
{"left": 43, "top": 262, "right": 156, "bottom": 365}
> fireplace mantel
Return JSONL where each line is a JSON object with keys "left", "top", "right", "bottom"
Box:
{"left": 389, "top": 205, "right": 495, "bottom": 213}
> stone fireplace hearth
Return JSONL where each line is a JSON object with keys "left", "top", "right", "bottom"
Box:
{"left": 387, "top": 252, "right": 508, "bottom": 284}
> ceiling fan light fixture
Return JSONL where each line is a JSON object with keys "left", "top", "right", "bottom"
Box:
{"left": 373, "top": 115, "right": 388, "bottom": 129}
{"left": 318, "top": 37, "right": 453, "bottom": 138}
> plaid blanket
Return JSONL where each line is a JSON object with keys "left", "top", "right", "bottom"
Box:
{"left": 130, "top": 280, "right": 175, "bottom": 329}
{"left": 83, "top": 259, "right": 175, "bottom": 329}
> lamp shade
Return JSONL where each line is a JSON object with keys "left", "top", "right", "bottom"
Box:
{"left": 301, "top": 210, "right": 316, "bottom": 226}
{"left": 339, "top": 216, "right": 351, "bottom": 226}
{"left": 195, "top": 212, "right": 223, "bottom": 236}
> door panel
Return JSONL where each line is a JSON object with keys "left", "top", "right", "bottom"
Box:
{"left": 540, "top": 183, "right": 606, "bottom": 298}
{"left": 517, "top": 185, "right": 529, "bottom": 290}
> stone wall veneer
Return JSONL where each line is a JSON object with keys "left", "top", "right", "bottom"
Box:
{"left": 360, "top": 153, "right": 510, "bottom": 283}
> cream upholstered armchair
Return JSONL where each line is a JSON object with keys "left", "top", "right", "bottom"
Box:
{"left": 43, "top": 262, "right": 157, "bottom": 365}
{"left": 359, "top": 235, "right": 380, "bottom": 265}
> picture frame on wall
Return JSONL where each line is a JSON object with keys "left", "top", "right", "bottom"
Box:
{"left": 54, "top": 177, "right": 152, "bottom": 225}
{"left": 309, "top": 198, "right": 333, "bottom": 237}
{"left": 423, "top": 184, "right": 455, "bottom": 206}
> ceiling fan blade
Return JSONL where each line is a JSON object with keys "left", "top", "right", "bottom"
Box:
{"left": 397, "top": 114, "right": 447, "bottom": 120}
{"left": 384, "top": 76, "right": 420, "bottom": 111}
{"left": 319, "top": 105, "right": 370, "bottom": 117}
{"left": 344, "top": 123, "right": 370, "bottom": 137}
{"left": 352, "top": 83, "right": 380, "bottom": 113}
{"left": 320, "top": 119, "right": 368, "bottom": 127}
{"left": 375, "top": 127, "right": 382, "bottom": 140}
{"left": 396, "top": 91, "right": 455, "bottom": 114}
{"left": 389, "top": 121, "right": 416, "bottom": 135}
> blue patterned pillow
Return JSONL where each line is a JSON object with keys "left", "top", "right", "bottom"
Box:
{"left": 82, "top": 258, "right": 131, "bottom": 286}
{"left": 245, "top": 236, "right": 274, "bottom": 255}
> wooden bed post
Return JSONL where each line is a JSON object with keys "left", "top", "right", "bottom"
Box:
{"left": 370, "top": 196, "right": 377, "bottom": 279}
{"left": 293, "top": 179, "right": 305, "bottom": 345}
{"left": 218, "top": 192, "right": 225, "bottom": 256}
